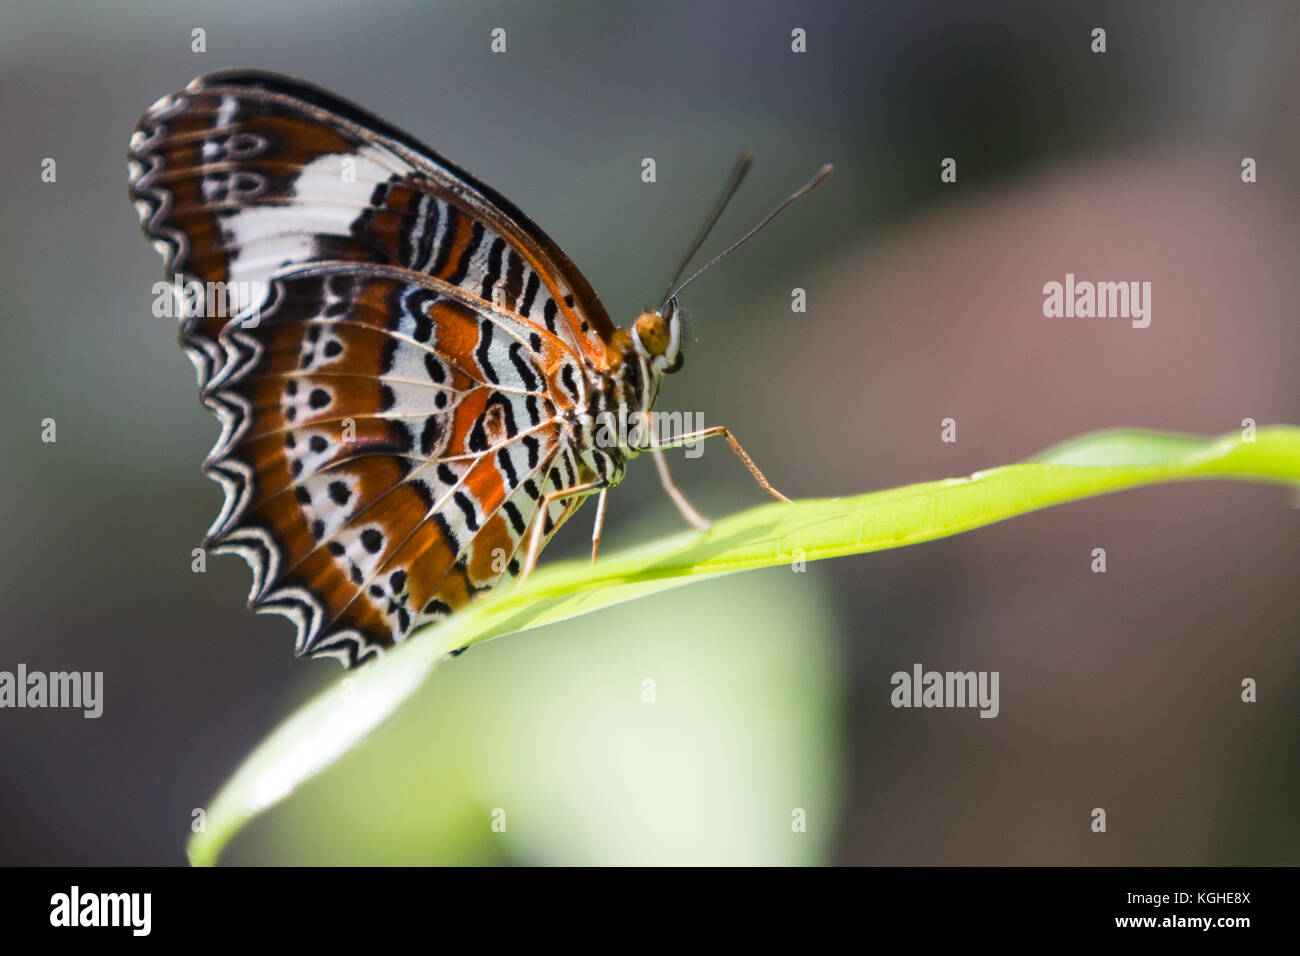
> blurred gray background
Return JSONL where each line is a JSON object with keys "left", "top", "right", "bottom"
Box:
{"left": 0, "top": 0, "right": 1296, "bottom": 864}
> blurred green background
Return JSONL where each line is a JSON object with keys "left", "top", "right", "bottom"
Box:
{"left": 0, "top": 0, "right": 1296, "bottom": 864}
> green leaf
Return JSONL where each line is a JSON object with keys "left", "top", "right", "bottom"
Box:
{"left": 188, "top": 425, "right": 1300, "bottom": 865}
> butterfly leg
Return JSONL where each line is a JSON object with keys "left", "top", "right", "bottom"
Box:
{"left": 657, "top": 426, "right": 793, "bottom": 505}
{"left": 521, "top": 479, "right": 608, "bottom": 581}
{"left": 590, "top": 487, "right": 610, "bottom": 564}
{"left": 649, "top": 442, "right": 712, "bottom": 531}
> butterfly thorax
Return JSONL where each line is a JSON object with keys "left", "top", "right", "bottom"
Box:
{"left": 573, "top": 299, "right": 684, "bottom": 474}
{"left": 561, "top": 343, "right": 651, "bottom": 492}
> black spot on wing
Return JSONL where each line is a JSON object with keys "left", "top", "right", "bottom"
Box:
{"left": 420, "top": 415, "right": 445, "bottom": 456}
{"left": 480, "top": 237, "right": 506, "bottom": 301}
{"left": 560, "top": 363, "right": 580, "bottom": 402}
{"left": 496, "top": 447, "right": 519, "bottom": 488}
{"left": 433, "top": 511, "right": 459, "bottom": 551}
{"left": 429, "top": 203, "right": 459, "bottom": 277}
{"left": 475, "top": 321, "right": 499, "bottom": 384}
{"left": 509, "top": 342, "right": 539, "bottom": 392}
{"left": 414, "top": 196, "right": 440, "bottom": 270}
{"left": 452, "top": 490, "right": 479, "bottom": 531}
{"left": 467, "top": 393, "right": 517, "bottom": 452}
{"left": 503, "top": 251, "right": 524, "bottom": 310}
{"left": 503, "top": 500, "right": 526, "bottom": 535}
{"left": 519, "top": 271, "right": 540, "bottom": 318}
{"left": 409, "top": 478, "right": 434, "bottom": 511}
{"left": 399, "top": 287, "right": 436, "bottom": 343}
{"left": 448, "top": 221, "right": 485, "bottom": 287}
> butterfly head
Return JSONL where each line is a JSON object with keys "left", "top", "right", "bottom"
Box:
{"left": 631, "top": 297, "right": 685, "bottom": 376}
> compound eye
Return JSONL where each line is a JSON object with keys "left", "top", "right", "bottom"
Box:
{"left": 634, "top": 311, "right": 670, "bottom": 357}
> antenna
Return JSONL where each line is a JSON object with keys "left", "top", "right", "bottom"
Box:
{"left": 661, "top": 151, "right": 754, "bottom": 303}
{"left": 660, "top": 162, "right": 834, "bottom": 310}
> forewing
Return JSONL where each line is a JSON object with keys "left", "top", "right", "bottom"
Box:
{"left": 128, "top": 69, "right": 618, "bottom": 388}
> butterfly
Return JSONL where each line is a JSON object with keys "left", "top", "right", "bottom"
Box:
{"left": 128, "top": 70, "right": 830, "bottom": 667}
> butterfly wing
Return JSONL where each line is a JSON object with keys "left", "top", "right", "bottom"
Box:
{"left": 129, "top": 71, "right": 610, "bottom": 665}
{"left": 129, "top": 69, "right": 617, "bottom": 384}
